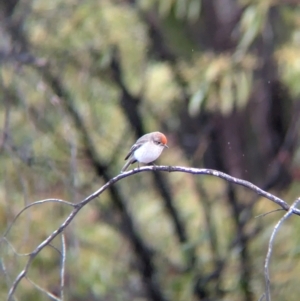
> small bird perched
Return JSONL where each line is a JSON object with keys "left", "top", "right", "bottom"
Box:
{"left": 121, "top": 131, "right": 168, "bottom": 172}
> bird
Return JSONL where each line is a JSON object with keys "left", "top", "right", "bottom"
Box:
{"left": 121, "top": 131, "right": 168, "bottom": 172}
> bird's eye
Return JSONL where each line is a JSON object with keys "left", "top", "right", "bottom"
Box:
{"left": 154, "top": 140, "right": 160, "bottom": 145}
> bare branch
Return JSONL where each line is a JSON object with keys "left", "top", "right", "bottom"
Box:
{"left": 25, "top": 277, "right": 61, "bottom": 301}
{"left": 3, "top": 199, "right": 75, "bottom": 237}
{"left": 60, "top": 234, "right": 66, "bottom": 301}
{"left": 6, "top": 166, "right": 300, "bottom": 300}
{"left": 258, "top": 293, "right": 266, "bottom": 301}
{"left": 255, "top": 209, "right": 284, "bottom": 219}
{"left": 0, "top": 260, "right": 18, "bottom": 301}
{"left": 120, "top": 166, "right": 297, "bottom": 214}
{"left": 8, "top": 269, "right": 27, "bottom": 301}
{"left": 48, "top": 244, "right": 62, "bottom": 256}
{"left": 1, "top": 237, "right": 31, "bottom": 257}
{"left": 264, "top": 198, "right": 300, "bottom": 301}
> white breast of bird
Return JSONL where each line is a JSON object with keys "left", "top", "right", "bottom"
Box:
{"left": 133, "top": 142, "right": 164, "bottom": 164}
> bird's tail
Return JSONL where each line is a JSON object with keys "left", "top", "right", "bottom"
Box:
{"left": 121, "top": 160, "right": 132, "bottom": 173}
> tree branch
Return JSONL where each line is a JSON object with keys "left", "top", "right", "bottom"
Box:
{"left": 264, "top": 198, "right": 300, "bottom": 301}
{"left": 5, "top": 165, "right": 299, "bottom": 300}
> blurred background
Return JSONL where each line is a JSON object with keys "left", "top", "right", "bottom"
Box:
{"left": 1, "top": 0, "right": 300, "bottom": 300}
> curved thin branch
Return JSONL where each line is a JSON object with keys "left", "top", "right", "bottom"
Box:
{"left": 255, "top": 209, "right": 284, "bottom": 219}
{"left": 264, "top": 198, "right": 300, "bottom": 301}
{"left": 25, "top": 277, "right": 61, "bottom": 301}
{"left": 6, "top": 166, "right": 299, "bottom": 300}
{"left": 3, "top": 199, "right": 75, "bottom": 237}
{"left": 60, "top": 234, "right": 66, "bottom": 301}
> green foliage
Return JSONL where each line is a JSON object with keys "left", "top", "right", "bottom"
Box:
{"left": 184, "top": 53, "right": 255, "bottom": 115}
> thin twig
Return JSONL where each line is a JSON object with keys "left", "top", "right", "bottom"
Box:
{"left": 264, "top": 198, "right": 300, "bottom": 301}
{"left": 26, "top": 277, "right": 61, "bottom": 301}
{"left": 3, "top": 199, "right": 75, "bottom": 237}
{"left": 60, "top": 234, "right": 66, "bottom": 301}
{"left": 1, "top": 237, "right": 32, "bottom": 257}
{"left": 0, "top": 261, "right": 18, "bottom": 301}
{"left": 255, "top": 209, "right": 284, "bottom": 218}
{"left": 258, "top": 293, "right": 265, "bottom": 301}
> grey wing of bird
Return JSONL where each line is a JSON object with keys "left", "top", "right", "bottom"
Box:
{"left": 124, "top": 134, "right": 150, "bottom": 160}
{"left": 124, "top": 142, "right": 142, "bottom": 161}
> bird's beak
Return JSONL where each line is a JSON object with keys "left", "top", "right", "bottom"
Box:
{"left": 164, "top": 144, "right": 169, "bottom": 148}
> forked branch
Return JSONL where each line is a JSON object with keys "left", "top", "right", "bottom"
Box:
{"left": 4, "top": 166, "right": 300, "bottom": 301}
